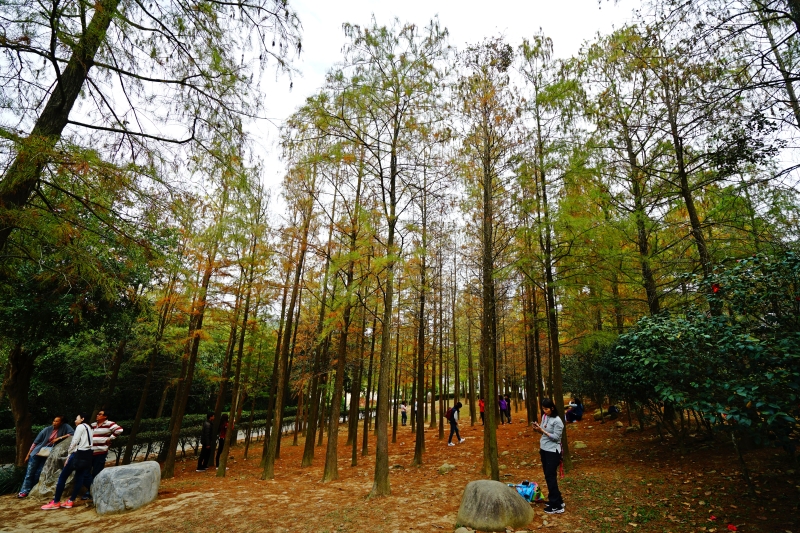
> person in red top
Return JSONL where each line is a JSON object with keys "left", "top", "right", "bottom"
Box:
{"left": 479, "top": 397, "right": 485, "bottom": 425}
{"left": 82, "top": 409, "right": 123, "bottom": 500}
{"left": 215, "top": 413, "right": 229, "bottom": 468}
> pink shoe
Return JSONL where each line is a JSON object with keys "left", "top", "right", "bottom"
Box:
{"left": 62, "top": 500, "right": 74, "bottom": 509}
{"left": 41, "top": 500, "right": 61, "bottom": 510}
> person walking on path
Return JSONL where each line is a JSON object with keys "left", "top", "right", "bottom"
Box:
{"left": 18, "top": 415, "right": 73, "bottom": 498}
{"left": 446, "top": 402, "right": 466, "bottom": 446}
{"left": 498, "top": 397, "right": 508, "bottom": 425}
{"left": 197, "top": 412, "right": 214, "bottom": 472}
{"left": 400, "top": 401, "right": 408, "bottom": 426}
{"left": 504, "top": 394, "right": 512, "bottom": 424}
{"left": 83, "top": 409, "right": 122, "bottom": 500}
{"left": 531, "top": 398, "right": 565, "bottom": 514}
{"left": 479, "top": 398, "right": 485, "bottom": 425}
{"left": 40, "top": 414, "right": 93, "bottom": 510}
{"left": 215, "top": 413, "right": 229, "bottom": 468}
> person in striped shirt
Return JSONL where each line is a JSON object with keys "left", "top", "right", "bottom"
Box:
{"left": 82, "top": 409, "right": 123, "bottom": 500}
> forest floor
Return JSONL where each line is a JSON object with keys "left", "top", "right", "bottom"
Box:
{"left": 1, "top": 405, "right": 797, "bottom": 533}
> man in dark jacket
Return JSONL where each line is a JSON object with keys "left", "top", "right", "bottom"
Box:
{"left": 197, "top": 412, "right": 214, "bottom": 472}
{"left": 18, "top": 415, "right": 73, "bottom": 497}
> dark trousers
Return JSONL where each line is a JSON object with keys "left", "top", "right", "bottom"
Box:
{"left": 401, "top": 411, "right": 407, "bottom": 426}
{"left": 480, "top": 412, "right": 484, "bottom": 425}
{"left": 54, "top": 453, "right": 90, "bottom": 502}
{"left": 506, "top": 409, "right": 512, "bottom": 423}
{"left": 83, "top": 453, "right": 107, "bottom": 492}
{"left": 447, "top": 421, "right": 461, "bottom": 443}
{"left": 197, "top": 445, "right": 212, "bottom": 470}
{"left": 215, "top": 438, "right": 225, "bottom": 467}
{"left": 540, "top": 449, "right": 563, "bottom": 507}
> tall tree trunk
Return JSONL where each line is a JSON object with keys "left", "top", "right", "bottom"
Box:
{"left": 302, "top": 192, "right": 338, "bottom": 466}
{"left": 481, "top": 140, "right": 500, "bottom": 480}
{"left": 163, "top": 235, "right": 221, "bottom": 479}
{"left": 467, "top": 316, "right": 476, "bottom": 426}
{"left": 362, "top": 309, "right": 377, "bottom": 456}
{"left": 218, "top": 231, "right": 258, "bottom": 476}
{"left": 624, "top": 131, "right": 660, "bottom": 315}
{"left": 536, "top": 133, "right": 570, "bottom": 466}
{"left": 261, "top": 198, "right": 312, "bottom": 479}
{"left": 6, "top": 343, "right": 41, "bottom": 467}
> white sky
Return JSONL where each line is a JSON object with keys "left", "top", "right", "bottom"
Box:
{"left": 254, "top": 0, "right": 642, "bottom": 194}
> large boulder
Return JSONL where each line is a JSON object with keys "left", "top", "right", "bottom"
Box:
{"left": 30, "top": 436, "right": 76, "bottom": 500}
{"left": 456, "top": 480, "right": 534, "bottom": 532}
{"left": 93, "top": 461, "right": 160, "bottom": 515}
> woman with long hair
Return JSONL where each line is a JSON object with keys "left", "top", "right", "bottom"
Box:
{"left": 41, "top": 413, "right": 93, "bottom": 510}
{"left": 531, "top": 398, "right": 564, "bottom": 514}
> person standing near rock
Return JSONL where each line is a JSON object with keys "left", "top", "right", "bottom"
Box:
{"left": 18, "top": 415, "right": 73, "bottom": 498}
{"left": 531, "top": 398, "right": 564, "bottom": 515}
{"left": 446, "top": 402, "right": 466, "bottom": 446}
{"left": 82, "top": 409, "right": 123, "bottom": 500}
{"left": 197, "top": 412, "right": 214, "bottom": 472}
{"left": 41, "top": 413, "right": 93, "bottom": 510}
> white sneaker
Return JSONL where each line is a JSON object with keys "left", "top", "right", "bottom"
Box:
{"left": 448, "top": 442, "right": 455, "bottom": 446}
{"left": 459, "top": 438, "right": 466, "bottom": 444}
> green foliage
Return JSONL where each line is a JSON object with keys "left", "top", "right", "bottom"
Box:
{"left": 598, "top": 251, "right": 800, "bottom": 451}
{"left": 562, "top": 331, "right": 618, "bottom": 405}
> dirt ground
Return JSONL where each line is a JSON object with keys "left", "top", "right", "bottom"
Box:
{"left": 1, "top": 405, "right": 797, "bottom": 533}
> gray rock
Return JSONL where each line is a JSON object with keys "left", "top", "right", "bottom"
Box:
{"left": 30, "top": 436, "right": 76, "bottom": 500}
{"left": 625, "top": 425, "right": 640, "bottom": 433}
{"left": 615, "top": 421, "right": 624, "bottom": 428}
{"left": 93, "top": 461, "right": 160, "bottom": 515}
{"left": 438, "top": 463, "right": 456, "bottom": 475}
{"left": 500, "top": 450, "right": 509, "bottom": 456}
{"left": 454, "top": 528, "right": 473, "bottom": 533}
{"left": 456, "top": 479, "right": 535, "bottom": 532}
{"left": 573, "top": 441, "right": 587, "bottom": 449}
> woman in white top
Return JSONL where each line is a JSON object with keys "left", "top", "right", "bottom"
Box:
{"left": 41, "top": 413, "right": 94, "bottom": 510}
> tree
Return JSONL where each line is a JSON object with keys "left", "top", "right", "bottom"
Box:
{"left": 454, "top": 38, "right": 520, "bottom": 480}
{"left": 0, "top": 0, "right": 301, "bottom": 253}
{"left": 314, "top": 18, "right": 448, "bottom": 497}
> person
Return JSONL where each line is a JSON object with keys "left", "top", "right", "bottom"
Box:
{"left": 197, "top": 412, "right": 214, "bottom": 472}
{"left": 446, "top": 402, "right": 466, "bottom": 446}
{"left": 400, "top": 401, "right": 408, "bottom": 426}
{"left": 565, "top": 397, "right": 584, "bottom": 423}
{"left": 498, "top": 396, "right": 508, "bottom": 425}
{"left": 215, "top": 413, "right": 229, "bottom": 468}
{"left": 479, "top": 397, "right": 485, "bottom": 425}
{"left": 531, "top": 398, "right": 565, "bottom": 515}
{"left": 18, "top": 415, "right": 74, "bottom": 498}
{"left": 41, "top": 413, "right": 93, "bottom": 510}
{"left": 83, "top": 409, "right": 123, "bottom": 500}
{"left": 504, "top": 394, "right": 512, "bottom": 424}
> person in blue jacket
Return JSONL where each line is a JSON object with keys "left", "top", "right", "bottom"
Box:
{"left": 18, "top": 415, "right": 73, "bottom": 498}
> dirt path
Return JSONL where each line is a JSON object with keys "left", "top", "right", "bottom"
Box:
{"left": 1, "top": 407, "right": 796, "bottom": 533}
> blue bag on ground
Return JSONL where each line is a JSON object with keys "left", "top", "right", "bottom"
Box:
{"left": 509, "top": 480, "right": 544, "bottom": 502}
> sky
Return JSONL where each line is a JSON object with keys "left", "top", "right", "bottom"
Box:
{"left": 254, "top": 0, "right": 642, "bottom": 194}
